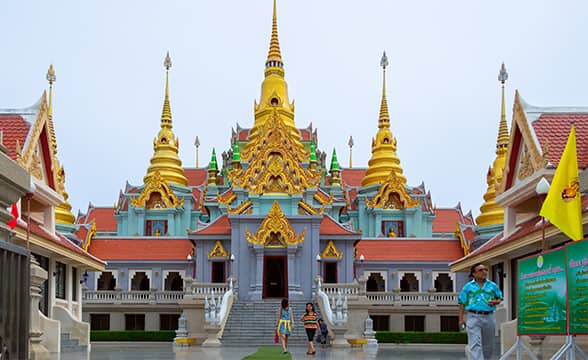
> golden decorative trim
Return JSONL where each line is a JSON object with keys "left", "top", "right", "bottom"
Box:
{"left": 313, "top": 192, "right": 334, "bottom": 206}
{"left": 366, "top": 170, "right": 419, "bottom": 209}
{"left": 454, "top": 224, "right": 471, "bottom": 256}
{"left": 218, "top": 192, "right": 237, "bottom": 206}
{"left": 320, "top": 240, "right": 343, "bottom": 259}
{"left": 83, "top": 221, "right": 97, "bottom": 251}
{"left": 130, "top": 171, "right": 184, "bottom": 209}
{"left": 298, "top": 200, "right": 319, "bottom": 215}
{"left": 208, "top": 240, "right": 229, "bottom": 258}
{"left": 246, "top": 201, "right": 305, "bottom": 247}
{"left": 517, "top": 145, "right": 533, "bottom": 180}
{"left": 227, "top": 200, "right": 253, "bottom": 215}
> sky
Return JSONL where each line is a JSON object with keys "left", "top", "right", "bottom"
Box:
{"left": 1, "top": 0, "right": 587, "bottom": 219}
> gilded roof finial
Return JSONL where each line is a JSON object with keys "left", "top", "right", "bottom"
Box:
{"left": 329, "top": 148, "right": 341, "bottom": 186}
{"left": 266, "top": 0, "right": 283, "bottom": 68}
{"left": 46, "top": 64, "right": 58, "bottom": 155}
{"left": 194, "top": 136, "right": 200, "bottom": 168}
{"left": 142, "top": 52, "right": 188, "bottom": 186}
{"left": 476, "top": 63, "right": 510, "bottom": 228}
{"left": 378, "top": 51, "right": 390, "bottom": 128}
{"left": 497, "top": 63, "right": 509, "bottom": 150}
{"left": 161, "top": 51, "right": 173, "bottom": 127}
{"left": 348, "top": 135, "right": 354, "bottom": 168}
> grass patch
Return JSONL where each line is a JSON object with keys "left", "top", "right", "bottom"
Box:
{"left": 90, "top": 330, "right": 175, "bottom": 342}
{"left": 375, "top": 331, "right": 467, "bottom": 344}
{"left": 242, "top": 346, "right": 291, "bottom": 359}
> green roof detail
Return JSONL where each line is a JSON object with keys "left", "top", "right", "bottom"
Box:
{"left": 330, "top": 148, "right": 340, "bottom": 170}
{"left": 209, "top": 148, "right": 218, "bottom": 170}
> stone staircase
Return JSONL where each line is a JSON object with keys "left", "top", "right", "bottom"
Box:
{"left": 60, "top": 332, "right": 87, "bottom": 353}
{"left": 222, "top": 300, "right": 322, "bottom": 346}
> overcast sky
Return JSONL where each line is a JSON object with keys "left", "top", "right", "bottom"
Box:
{"left": 1, "top": 1, "right": 587, "bottom": 219}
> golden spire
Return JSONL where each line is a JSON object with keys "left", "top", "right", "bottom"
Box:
{"left": 361, "top": 52, "right": 406, "bottom": 187}
{"left": 266, "top": 0, "right": 283, "bottom": 67}
{"left": 143, "top": 52, "right": 188, "bottom": 186}
{"left": 55, "top": 166, "right": 76, "bottom": 225}
{"left": 476, "top": 63, "right": 510, "bottom": 227}
{"left": 247, "top": 0, "right": 300, "bottom": 149}
{"left": 46, "top": 64, "right": 58, "bottom": 156}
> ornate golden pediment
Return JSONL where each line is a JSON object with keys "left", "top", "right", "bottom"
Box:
{"left": 246, "top": 201, "right": 305, "bottom": 247}
{"left": 130, "top": 171, "right": 184, "bottom": 209}
{"left": 229, "top": 110, "right": 320, "bottom": 194}
{"left": 83, "top": 220, "right": 97, "bottom": 251}
{"left": 208, "top": 240, "right": 229, "bottom": 258}
{"left": 366, "top": 170, "right": 419, "bottom": 209}
{"left": 218, "top": 191, "right": 236, "bottom": 206}
{"left": 321, "top": 240, "right": 343, "bottom": 259}
{"left": 298, "top": 200, "right": 319, "bottom": 215}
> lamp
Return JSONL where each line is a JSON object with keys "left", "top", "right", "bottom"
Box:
{"left": 187, "top": 254, "right": 196, "bottom": 279}
{"left": 359, "top": 254, "right": 365, "bottom": 277}
{"left": 316, "top": 254, "right": 321, "bottom": 279}
{"left": 535, "top": 177, "right": 550, "bottom": 195}
{"left": 230, "top": 254, "right": 235, "bottom": 277}
{"left": 536, "top": 177, "right": 551, "bottom": 250}
{"left": 80, "top": 271, "right": 89, "bottom": 285}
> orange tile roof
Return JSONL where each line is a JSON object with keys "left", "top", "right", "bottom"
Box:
{"left": 432, "top": 208, "right": 461, "bottom": 233}
{"left": 184, "top": 168, "right": 208, "bottom": 186}
{"left": 75, "top": 226, "right": 88, "bottom": 241}
{"left": 532, "top": 114, "right": 588, "bottom": 169}
{"left": 357, "top": 239, "right": 463, "bottom": 262}
{"left": 17, "top": 219, "right": 104, "bottom": 263}
{"left": 0, "top": 114, "right": 30, "bottom": 160}
{"left": 320, "top": 215, "right": 357, "bottom": 235}
{"left": 300, "top": 129, "right": 311, "bottom": 141}
{"left": 238, "top": 129, "right": 249, "bottom": 141}
{"left": 85, "top": 207, "right": 117, "bottom": 232}
{"left": 341, "top": 168, "right": 366, "bottom": 187}
{"left": 89, "top": 239, "right": 192, "bottom": 261}
{"left": 191, "top": 215, "right": 230, "bottom": 235}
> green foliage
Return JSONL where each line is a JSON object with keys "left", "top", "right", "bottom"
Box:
{"left": 375, "top": 331, "right": 467, "bottom": 344}
{"left": 90, "top": 330, "right": 176, "bottom": 342}
{"left": 242, "top": 346, "right": 292, "bottom": 359}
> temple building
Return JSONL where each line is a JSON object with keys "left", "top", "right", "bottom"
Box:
{"left": 0, "top": 65, "right": 105, "bottom": 358}
{"left": 67, "top": 0, "right": 517, "bottom": 337}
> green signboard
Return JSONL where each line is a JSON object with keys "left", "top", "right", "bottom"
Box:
{"left": 567, "top": 240, "right": 588, "bottom": 335}
{"left": 518, "top": 247, "right": 567, "bottom": 335}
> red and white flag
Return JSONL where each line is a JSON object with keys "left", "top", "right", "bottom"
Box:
{"left": 7, "top": 203, "right": 19, "bottom": 229}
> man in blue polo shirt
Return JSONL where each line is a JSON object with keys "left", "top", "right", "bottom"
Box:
{"left": 458, "top": 263, "right": 503, "bottom": 360}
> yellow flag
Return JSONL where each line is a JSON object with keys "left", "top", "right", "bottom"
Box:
{"left": 540, "top": 125, "right": 583, "bottom": 241}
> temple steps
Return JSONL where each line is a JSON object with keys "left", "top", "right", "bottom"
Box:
{"left": 221, "top": 300, "right": 322, "bottom": 346}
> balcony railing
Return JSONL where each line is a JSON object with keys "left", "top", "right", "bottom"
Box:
{"left": 366, "top": 291, "right": 458, "bottom": 306}
{"left": 83, "top": 290, "right": 185, "bottom": 304}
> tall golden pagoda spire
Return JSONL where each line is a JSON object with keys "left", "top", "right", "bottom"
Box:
{"left": 143, "top": 52, "right": 188, "bottom": 186}
{"left": 246, "top": 0, "right": 300, "bottom": 153}
{"left": 361, "top": 52, "right": 406, "bottom": 187}
{"left": 46, "top": 65, "right": 75, "bottom": 225}
{"left": 476, "top": 63, "right": 510, "bottom": 227}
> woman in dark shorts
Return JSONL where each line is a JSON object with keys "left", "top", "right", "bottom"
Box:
{"left": 300, "top": 302, "right": 318, "bottom": 355}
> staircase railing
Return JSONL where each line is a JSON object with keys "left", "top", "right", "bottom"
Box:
{"left": 204, "top": 278, "right": 234, "bottom": 326}
{"left": 315, "top": 276, "right": 349, "bottom": 326}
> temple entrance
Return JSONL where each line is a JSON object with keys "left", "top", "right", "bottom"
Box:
{"left": 263, "top": 256, "right": 287, "bottom": 299}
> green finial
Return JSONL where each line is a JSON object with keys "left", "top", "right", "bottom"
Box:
{"left": 330, "top": 148, "right": 340, "bottom": 170}
{"left": 232, "top": 142, "right": 240, "bottom": 162}
{"left": 310, "top": 142, "right": 317, "bottom": 162}
{"left": 209, "top": 148, "right": 218, "bottom": 170}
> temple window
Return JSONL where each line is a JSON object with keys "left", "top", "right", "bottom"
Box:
{"left": 55, "top": 262, "right": 66, "bottom": 299}
{"left": 164, "top": 272, "right": 183, "bottom": 291}
{"left": 97, "top": 272, "right": 117, "bottom": 290}
{"left": 399, "top": 272, "right": 420, "bottom": 292}
{"left": 323, "top": 262, "right": 338, "bottom": 284}
{"left": 366, "top": 272, "right": 386, "bottom": 292}
{"left": 433, "top": 272, "right": 454, "bottom": 292}
{"left": 382, "top": 221, "right": 404, "bottom": 237}
{"left": 146, "top": 220, "right": 167, "bottom": 236}
{"left": 270, "top": 97, "right": 279, "bottom": 106}
{"left": 130, "top": 272, "right": 150, "bottom": 291}
{"left": 211, "top": 262, "right": 226, "bottom": 283}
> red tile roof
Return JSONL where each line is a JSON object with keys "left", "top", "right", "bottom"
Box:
{"left": 85, "top": 207, "right": 117, "bottom": 232}
{"left": 191, "top": 215, "right": 231, "bottom": 235}
{"left": 341, "top": 169, "right": 366, "bottom": 187}
{"left": 357, "top": 239, "right": 463, "bottom": 262}
{"left": 184, "top": 168, "right": 208, "bottom": 187}
{"left": 0, "top": 115, "right": 30, "bottom": 160}
{"left": 432, "top": 208, "right": 461, "bottom": 233}
{"left": 532, "top": 114, "right": 588, "bottom": 169}
{"left": 320, "top": 215, "right": 357, "bottom": 235}
{"left": 238, "top": 129, "right": 249, "bottom": 141}
{"left": 300, "top": 129, "right": 311, "bottom": 141}
{"left": 75, "top": 226, "right": 88, "bottom": 242}
{"left": 17, "top": 219, "right": 104, "bottom": 264}
{"left": 89, "top": 239, "right": 193, "bottom": 261}
{"left": 191, "top": 188, "right": 202, "bottom": 210}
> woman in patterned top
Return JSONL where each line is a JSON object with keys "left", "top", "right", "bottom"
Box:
{"left": 300, "top": 302, "right": 318, "bottom": 355}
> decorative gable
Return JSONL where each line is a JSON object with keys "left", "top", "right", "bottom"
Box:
{"left": 246, "top": 201, "right": 306, "bottom": 247}
{"left": 320, "top": 240, "right": 343, "bottom": 259}
{"left": 208, "top": 240, "right": 229, "bottom": 258}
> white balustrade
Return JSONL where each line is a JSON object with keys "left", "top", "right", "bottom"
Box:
{"left": 83, "top": 290, "right": 185, "bottom": 304}
{"left": 365, "top": 291, "right": 458, "bottom": 305}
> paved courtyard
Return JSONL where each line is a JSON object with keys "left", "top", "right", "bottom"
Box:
{"left": 56, "top": 342, "right": 469, "bottom": 360}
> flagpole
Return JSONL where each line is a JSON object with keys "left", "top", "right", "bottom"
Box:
{"left": 536, "top": 177, "right": 551, "bottom": 250}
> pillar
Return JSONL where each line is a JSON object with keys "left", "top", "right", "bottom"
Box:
{"left": 29, "top": 256, "right": 50, "bottom": 360}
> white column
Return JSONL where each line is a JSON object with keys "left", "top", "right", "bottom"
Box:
{"left": 48, "top": 259, "right": 56, "bottom": 318}
{"left": 66, "top": 264, "right": 73, "bottom": 312}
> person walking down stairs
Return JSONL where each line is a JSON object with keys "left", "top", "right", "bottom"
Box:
{"left": 276, "top": 298, "right": 294, "bottom": 354}
{"left": 300, "top": 303, "right": 318, "bottom": 355}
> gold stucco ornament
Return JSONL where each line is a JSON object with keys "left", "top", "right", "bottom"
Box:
{"left": 131, "top": 171, "right": 184, "bottom": 209}
{"left": 365, "top": 170, "right": 419, "bottom": 209}
{"left": 246, "top": 201, "right": 305, "bottom": 247}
